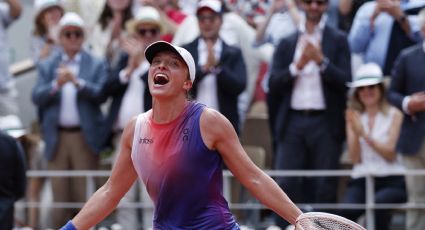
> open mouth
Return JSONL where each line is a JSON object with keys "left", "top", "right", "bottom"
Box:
{"left": 154, "top": 73, "right": 169, "bottom": 85}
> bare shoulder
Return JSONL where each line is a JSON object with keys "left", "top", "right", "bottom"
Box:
{"left": 200, "top": 108, "right": 236, "bottom": 149}
{"left": 121, "top": 115, "right": 140, "bottom": 148}
{"left": 393, "top": 107, "right": 403, "bottom": 119}
{"left": 121, "top": 110, "right": 151, "bottom": 148}
{"left": 390, "top": 106, "right": 403, "bottom": 122}
{"left": 200, "top": 107, "right": 233, "bottom": 133}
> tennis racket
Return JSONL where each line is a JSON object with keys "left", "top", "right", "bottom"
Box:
{"left": 295, "top": 212, "right": 366, "bottom": 230}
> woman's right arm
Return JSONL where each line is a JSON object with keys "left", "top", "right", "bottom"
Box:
{"left": 70, "top": 117, "right": 139, "bottom": 230}
{"left": 346, "top": 110, "right": 362, "bottom": 164}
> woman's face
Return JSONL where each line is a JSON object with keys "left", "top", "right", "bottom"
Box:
{"left": 135, "top": 23, "right": 161, "bottom": 46}
{"left": 357, "top": 84, "right": 381, "bottom": 108}
{"left": 107, "top": 0, "right": 131, "bottom": 11}
{"left": 41, "top": 6, "right": 63, "bottom": 26}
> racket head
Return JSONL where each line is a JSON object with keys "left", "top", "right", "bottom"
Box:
{"left": 295, "top": 212, "right": 366, "bottom": 230}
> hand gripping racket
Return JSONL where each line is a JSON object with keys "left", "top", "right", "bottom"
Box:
{"left": 295, "top": 212, "right": 366, "bottom": 230}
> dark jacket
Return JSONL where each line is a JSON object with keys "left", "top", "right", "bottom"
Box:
{"left": 32, "top": 50, "right": 108, "bottom": 160}
{"left": 268, "top": 25, "right": 352, "bottom": 142}
{"left": 388, "top": 44, "right": 425, "bottom": 155}
{"left": 183, "top": 38, "right": 247, "bottom": 133}
{"left": 0, "top": 132, "right": 26, "bottom": 229}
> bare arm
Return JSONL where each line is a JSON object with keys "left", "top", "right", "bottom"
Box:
{"left": 200, "top": 108, "right": 302, "bottom": 225}
{"left": 346, "top": 109, "right": 362, "bottom": 164}
{"left": 365, "top": 108, "right": 403, "bottom": 162}
{"left": 6, "top": 0, "right": 21, "bottom": 19}
{"left": 71, "top": 117, "right": 139, "bottom": 230}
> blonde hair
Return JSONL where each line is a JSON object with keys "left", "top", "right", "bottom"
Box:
{"left": 347, "top": 83, "right": 390, "bottom": 115}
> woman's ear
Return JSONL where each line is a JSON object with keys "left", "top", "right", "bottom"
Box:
{"left": 183, "top": 80, "right": 192, "bottom": 90}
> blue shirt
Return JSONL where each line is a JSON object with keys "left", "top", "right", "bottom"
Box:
{"left": 348, "top": 1, "right": 422, "bottom": 69}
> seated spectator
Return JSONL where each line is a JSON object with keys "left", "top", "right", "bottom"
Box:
{"left": 338, "top": 63, "right": 406, "bottom": 230}
{"left": 31, "top": 0, "right": 64, "bottom": 62}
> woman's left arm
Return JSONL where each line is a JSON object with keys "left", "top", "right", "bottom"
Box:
{"left": 200, "top": 108, "right": 302, "bottom": 225}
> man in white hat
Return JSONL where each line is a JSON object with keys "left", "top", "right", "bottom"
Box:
{"left": 101, "top": 6, "right": 164, "bottom": 229}
{"left": 0, "top": 0, "right": 22, "bottom": 117}
{"left": 31, "top": 12, "right": 108, "bottom": 229}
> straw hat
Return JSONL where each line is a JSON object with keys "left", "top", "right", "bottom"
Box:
{"left": 347, "top": 63, "right": 383, "bottom": 88}
{"left": 125, "top": 6, "right": 164, "bottom": 35}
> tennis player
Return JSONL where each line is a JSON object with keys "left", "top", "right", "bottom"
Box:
{"left": 60, "top": 41, "right": 302, "bottom": 229}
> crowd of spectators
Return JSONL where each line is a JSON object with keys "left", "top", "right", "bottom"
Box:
{"left": 1, "top": 0, "right": 425, "bottom": 229}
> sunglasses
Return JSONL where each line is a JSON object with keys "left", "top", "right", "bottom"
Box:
{"left": 302, "top": 0, "right": 328, "bottom": 5}
{"left": 137, "top": 28, "right": 159, "bottom": 37}
{"left": 63, "top": 30, "right": 83, "bottom": 39}
{"left": 358, "top": 84, "right": 378, "bottom": 91}
{"left": 197, "top": 14, "right": 220, "bottom": 23}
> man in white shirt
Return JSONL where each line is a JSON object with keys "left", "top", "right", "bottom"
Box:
{"left": 182, "top": 0, "right": 246, "bottom": 133}
{"left": 31, "top": 12, "right": 108, "bottom": 229}
{"left": 268, "top": 0, "right": 351, "bottom": 227}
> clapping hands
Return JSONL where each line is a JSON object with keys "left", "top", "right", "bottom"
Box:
{"left": 346, "top": 109, "right": 365, "bottom": 137}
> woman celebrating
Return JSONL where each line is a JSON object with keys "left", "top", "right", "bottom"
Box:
{"left": 341, "top": 63, "right": 406, "bottom": 230}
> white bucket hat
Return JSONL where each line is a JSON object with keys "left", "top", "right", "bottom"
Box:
{"left": 197, "top": 0, "right": 222, "bottom": 15}
{"left": 34, "top": 0, "right": 64, "bottom": 20}
{"left": 347, "top": 63, "right": 383, "bottom": 88}
{"left": 145, "top": 41, "right": 196, "bottom": 82}
{"left": 58, "top": 12, "right": 85, "bottom": 32}
{"left": 0, "top": 115, "right": 26, "bottom": 138}
{"left": 126, "top": 6, "right": 164, "bottom": 35}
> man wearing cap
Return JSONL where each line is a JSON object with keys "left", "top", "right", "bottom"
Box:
{"left": 388, "top": 8, "right": 425, "bottom": 230}
{"left": 60, "top": 41, "right": 302, "bottom": 230}
{"left": 268, "top": 0, "right": 351, "bottom": 227}
{"left": 101, "top": 6, "right": 163, "bottom": 229}
{"left": 0, "top": 0, "right": 21, "bottom": 116}
{"left": 31, "top": 12, "right": 107, "bottom": 229}
{"left": 182, "top": 0, "right": 246, "bottom": 133}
